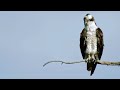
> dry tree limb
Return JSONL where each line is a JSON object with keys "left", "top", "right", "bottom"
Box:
{"left": 97, "top": 60, "right": 120, "bottom": 66}
{"left": 43, "top": 59, "right": 120, "bottom": 67}
{"left": 43, "top": 60, "right": 85, "bottom": 67}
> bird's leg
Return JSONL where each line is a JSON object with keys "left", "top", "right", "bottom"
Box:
{"left": 92, "top": 54, "right": 95, "bottom": 60}
{"left": 86, "top": 54, "right": 91, "bottom": 63}
{"left": 91, "top": 54, "right": 96, "bottom": 64}
{"left": 95, "top": 54, "right": 99, "bottom": 61}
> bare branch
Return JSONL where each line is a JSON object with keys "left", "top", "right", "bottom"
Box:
{"left": 43, "top": 59, "right": 120, "bottom": 67}
{"left": 43, "top": 60, "right": 85, "bottom": 67}
{"left": 97, "top": 60, "right": 120, "bottom": 66}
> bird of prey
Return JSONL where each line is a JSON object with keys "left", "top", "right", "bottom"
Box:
{"left": 80, "top": 14, "right": 104, "bottom": 76}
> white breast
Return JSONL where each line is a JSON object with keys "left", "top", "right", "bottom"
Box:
{"left": 86, "top": 21, "right": 98, "bottom": 54}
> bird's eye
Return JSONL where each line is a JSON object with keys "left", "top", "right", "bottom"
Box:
{"left": 89, "top": 18, "right": 93, "bottom": 21}
{"left": 89, "top": 19, "right": 93, "bottom": 21}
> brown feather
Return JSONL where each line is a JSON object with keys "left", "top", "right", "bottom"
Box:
{"left": 96, "top": 28, "right": 104, "bottom": 60}
{"left": 80, "top": 28, "right": 87, "bottom": 59}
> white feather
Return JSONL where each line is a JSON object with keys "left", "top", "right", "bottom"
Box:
{"left": 87, "top": 15, "right": 92, "bottom": 19}
{"left": 86, "top": 21, "right": 98, "bottom": 55}
{"left": 87, "top": 21, "right": 98, "bottom": 32}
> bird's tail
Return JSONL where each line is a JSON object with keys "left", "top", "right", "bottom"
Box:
{"left": 87, "top": 60, "right": 97, "bottom": 76}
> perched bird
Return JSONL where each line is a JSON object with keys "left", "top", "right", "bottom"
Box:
{"left": 80, "top": 14, "right": 104, "bottom": 76}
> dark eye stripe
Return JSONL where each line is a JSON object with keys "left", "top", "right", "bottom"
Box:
{"left": 89, "top": 18, "right": 93, "bottom": 21}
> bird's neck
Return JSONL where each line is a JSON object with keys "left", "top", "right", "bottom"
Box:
{"left": 85, "top": 21, "right": 98, "bottom": 32}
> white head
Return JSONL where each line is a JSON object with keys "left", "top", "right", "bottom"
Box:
{"left": 84, "top": 13, "right": 96, "bottom": 26}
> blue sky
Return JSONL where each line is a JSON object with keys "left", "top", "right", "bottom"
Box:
{"left": 0, "top": 11, "right": 120, "bottom": 79}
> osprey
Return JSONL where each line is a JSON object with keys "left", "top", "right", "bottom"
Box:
{"left": 80, "top": 14, "right": 104, "bottom": 76}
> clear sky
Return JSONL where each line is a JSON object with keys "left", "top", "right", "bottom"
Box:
{"left": 0, "top": 11, "right": 120, "bottom": 79}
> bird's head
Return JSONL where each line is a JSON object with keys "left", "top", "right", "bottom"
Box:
{"left": 84, "top": 13, "right": 96, "bottom": 26}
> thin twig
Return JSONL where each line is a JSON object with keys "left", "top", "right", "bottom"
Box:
{"left": 43, "top": 60, "right": 85, "bottom": 67}
{"left": 43, "top": 59, "right": 120, "bottom": 67}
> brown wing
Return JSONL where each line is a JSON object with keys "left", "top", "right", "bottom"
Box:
{"left": 80, "top": 28, "right": 87, "bottom": 59}
{"left": 96, "top": 28, "right": 104, "bottom": 60}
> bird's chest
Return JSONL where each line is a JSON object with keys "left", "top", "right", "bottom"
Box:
{"left": 85, "top": 21, "right": 98, "bottom": 54}
{"left": 86, "top": 31, "right": 96, "bottom": 41}
{"left": 86, "top": 31, "right": 97, "bottom": 53}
